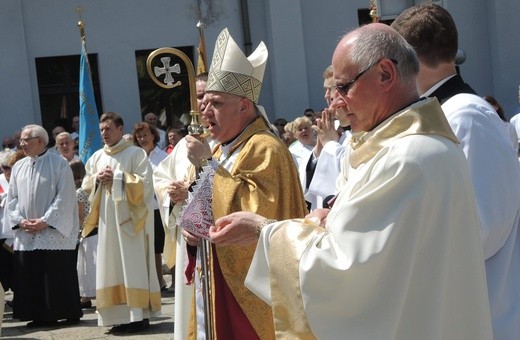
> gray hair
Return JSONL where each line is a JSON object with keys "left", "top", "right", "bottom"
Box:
{"left": 22, "top": 124, "right": 49, "bottom": 145}
{"left": 348, "top": 25, "right": 419, "bottom": 88}
{"left": 0, "top": 149, "right": 15, "bottom": 167}
{"left": 56, "top": 131, "right": 73, "bottom": 141}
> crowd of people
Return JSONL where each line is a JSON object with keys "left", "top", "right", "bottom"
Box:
{"left": 1, "top": 3, "right": 520, "bottom": 339}
{"left": 0, "top": 113, "right": 190, "bottom": 333}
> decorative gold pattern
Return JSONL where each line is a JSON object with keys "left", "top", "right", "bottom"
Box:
{"left": 349, "top": 98, "right": 459, "bottom": 168}
{"left": 270, "top": 219, "right": 324, "bottom": 339}
{"left": 208, "top": 116, "right": 308, "bottom": 339}
{"left": 96, "top": 284, "right": 161, "bottom": 311}
{"left": 123, "top": 172, "right": 148, "bottom": 234}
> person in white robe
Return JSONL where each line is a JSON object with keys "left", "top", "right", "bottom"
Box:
{"left": 5, "top": 124, "right": 82, "bottom": 327}
{"left": 392, "top": 5, "right": 520, "bottom": 338}
{"left": 309, "top": 110, "right": 351, "bottom": 204}
{"left": 82, "top": 112, "right": 160, "bottom": 333}
{"left": 153, "top": 72, "right": 209, "bottom": 340}
{"left": 132, "top": 122, "right": 169, "bottom": 291}
{"left": 153, "top": 137, "right": 197, "bottom": 340}
{"left": 209, "top": 24, "right": 492, "bottom": 339}
{"left": 307, "top": 66, "right": 351, "bottom": 204}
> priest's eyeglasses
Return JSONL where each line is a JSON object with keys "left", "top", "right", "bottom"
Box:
{"left": 19, "top": 136, "right": 39, "bottom": 144}
{"left": 334, "top": 58, "right": 398, "bottom": 97}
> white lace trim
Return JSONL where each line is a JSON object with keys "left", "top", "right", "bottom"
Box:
{"left": 177, "top": 160, "right": 217, "bottom": 240}
{"left": 13, "top": 227, "right": 78, "bottom": 251}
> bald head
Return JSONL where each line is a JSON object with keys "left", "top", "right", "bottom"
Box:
{"left": 334, "top": 23, "right": 419, "bottom": 84}
{"left": 330, "top": 23, "right": 420, "bottom": 132}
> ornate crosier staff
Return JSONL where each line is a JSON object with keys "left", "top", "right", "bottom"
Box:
{"left": 146, "top": 30, "right": 213, "bottom": 339}
{"left": 146, "top": 47, "right": 202, "bottom": 135}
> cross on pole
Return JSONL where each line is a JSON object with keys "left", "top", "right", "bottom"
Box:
{"left": 154, "top": 57, "right": 181, "bottom": 86}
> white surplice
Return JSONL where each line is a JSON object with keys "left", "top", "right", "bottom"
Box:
{"left": 443, "top": 93, "right": 520, "bottom": 339}
{"left": 246, "top": 99, "right": 493, "bottom": 339}
{"left": 308, "top": 130, "right": 351, "bottom": 199}
{"left": 6, "top": 151, "right": 78, "bottom": 251}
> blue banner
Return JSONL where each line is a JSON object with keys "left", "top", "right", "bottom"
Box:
{"left": 78, "top": 41, "right": 102, "bottom": 164}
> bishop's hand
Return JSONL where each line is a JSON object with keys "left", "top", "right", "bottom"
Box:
{"left": 185, "top": 135, "right": 212, "bottom": 168}
{"left": 210, "top": 211, "right": 266, "bottom": 246}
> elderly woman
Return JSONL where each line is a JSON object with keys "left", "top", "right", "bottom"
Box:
{"left": 55, "top": 132, "right": 80, "bottom": 162}
{"left": 287, "top": 116, "right": 321, "bottom": 211}
{"left": 288, "top": 117, "right": 316, "bottom": 162}
{"left": 132, "top": 122, "right": 168, "bottom": 291}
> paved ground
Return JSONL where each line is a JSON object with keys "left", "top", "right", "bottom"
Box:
{"left": 1, "top": 275, "right": 175, "bottom": 340}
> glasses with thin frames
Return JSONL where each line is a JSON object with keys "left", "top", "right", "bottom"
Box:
{"left": 19, "top": 136, "right": 39, "bottom": 144}
{"left": 334, "top": 58, "right": 398, "bottom": 97}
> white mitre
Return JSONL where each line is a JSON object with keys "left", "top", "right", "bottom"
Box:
{"left": 206, "top": 28, "right": 268, "bottom": 103}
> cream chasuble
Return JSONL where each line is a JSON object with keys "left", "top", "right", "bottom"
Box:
{"left": 246, "top": 98, "right": 493, "bottom": 339}
{"left": 83, "top": 139, "right": 161, "bottom": 326}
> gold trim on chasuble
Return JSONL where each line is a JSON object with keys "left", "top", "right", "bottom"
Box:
{"left": 211, "top": 117, "right": 276, "bottom": 339}
{"left": 349, "top": 98, "right": 459, "bottom": 168}
{"left": 270, "top": 219, "right": 325, "bottom": 339}
{"left": 96, "top": 285, "right": 161, "bottom": 311}
{"left": 206, "top": 116, "right": 307, "bottom": 339}
{"left": 123, "top": 172, "right": 148, "bottom": 234}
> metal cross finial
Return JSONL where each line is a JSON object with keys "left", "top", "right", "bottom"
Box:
{"left": 154, "top": 57, "right": 181, "bottom": 87}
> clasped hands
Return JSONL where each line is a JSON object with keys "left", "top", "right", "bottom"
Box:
{"left": 20, "top": 218, "right": 48, "bottom": 234}
{"left": 96, "top": 165, "right": 114, "bottom": 185}
{"left": 167, "top": 180, "right": 189, "bottom": 204}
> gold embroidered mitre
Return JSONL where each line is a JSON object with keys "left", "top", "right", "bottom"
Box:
{"left": 206, "top": 28, "right": 268, "bottom": 103}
